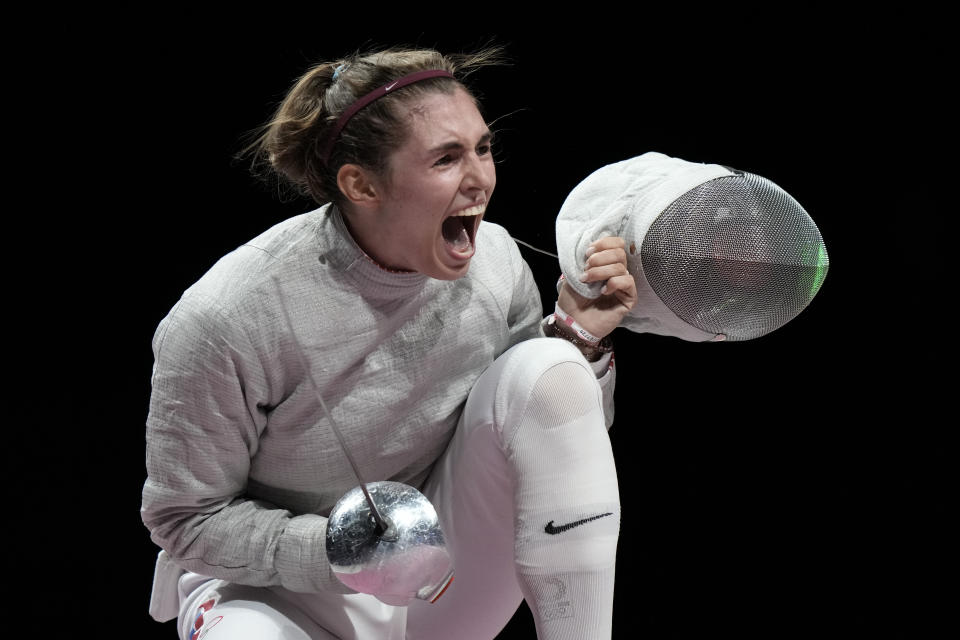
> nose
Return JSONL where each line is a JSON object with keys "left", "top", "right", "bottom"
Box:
{"left": 461, "top": 150, "right": 496, "bottom": 196}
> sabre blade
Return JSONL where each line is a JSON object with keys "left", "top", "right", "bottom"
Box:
{"left": 271, "top": 276, "right": 390, "bottom": 535}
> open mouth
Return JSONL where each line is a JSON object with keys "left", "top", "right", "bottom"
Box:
{"left": 441, "top": 203, "right": 484, "bottom": 255}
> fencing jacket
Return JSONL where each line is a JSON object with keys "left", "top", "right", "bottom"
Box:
{"left": 141, "top": 204, "right": 616, "bottom": 603}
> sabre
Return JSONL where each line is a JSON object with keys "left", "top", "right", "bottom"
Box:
{"left": 271, "top": 276, "right": 394, "bottom": 539}
{"left": 271, "top": 276, "right": 454, "bottom": 605}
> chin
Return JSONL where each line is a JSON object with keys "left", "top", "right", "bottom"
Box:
{"left": 423, "top": 257, "right": 472, "bottom": 281}
{"left": 433, "top": 263, "right": 472, "bottom": 281}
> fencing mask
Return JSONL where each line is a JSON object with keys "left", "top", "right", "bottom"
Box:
{"left": 556, "top": 152, "right": 828, "bottom": 341}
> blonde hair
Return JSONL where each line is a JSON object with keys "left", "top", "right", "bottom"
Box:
{"left": 241, "top": 45, "right": 506, "bottom": 207}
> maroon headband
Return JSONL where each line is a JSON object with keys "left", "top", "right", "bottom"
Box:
{"left": 320, "top": 69, "right": 457, "bottom": 165}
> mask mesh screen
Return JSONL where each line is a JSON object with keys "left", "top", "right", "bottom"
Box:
{"left": 640, "top": 172, "right": 828, "bottom": 341}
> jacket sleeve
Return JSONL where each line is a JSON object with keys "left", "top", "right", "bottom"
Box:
{"left": 505, "top": 236, "right": 547, "bottom": 348}
{"left": 140, "top": 292, "right": 353, "bottom": 594}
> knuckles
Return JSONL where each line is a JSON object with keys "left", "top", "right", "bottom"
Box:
{"left": 586, "top": 248, "right": 628, "bottom": 268}
{"left": 593, "top": 236, "right": 625, "bottom": 250}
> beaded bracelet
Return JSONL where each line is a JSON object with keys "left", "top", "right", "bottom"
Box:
{"left": 553, "top": 303, "right": 602, "bottom": 345}
{"left": 542, "top": 314, "right": 613, "bottom": 361}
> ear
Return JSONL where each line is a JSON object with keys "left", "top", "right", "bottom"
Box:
{"left": 337, "top": 163, "right": 380, "bottom": 206}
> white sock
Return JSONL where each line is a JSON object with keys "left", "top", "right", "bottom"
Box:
{"left": 507, "top": 361, "right": 620, "bottom": 640}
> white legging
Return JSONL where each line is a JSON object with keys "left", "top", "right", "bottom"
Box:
{"left": 177, "top": 338, "right": 619, "bottom": 640}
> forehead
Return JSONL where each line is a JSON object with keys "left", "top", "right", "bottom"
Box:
{"left": 399, "top": 88, "right": 488, "bottom": 149}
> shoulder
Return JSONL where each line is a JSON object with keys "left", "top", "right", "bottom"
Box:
{"left": 475, "top": 220, "right": 524, "bottom": 267}
{"left": 185, "top": 209, "right": 325, "bottom": 307}
{"left": 155, "top": 209, "right": 327, "bottom": 345}
{"left": 477, "top": 219, "right": 513, "bottom": 246}
{"left": 242, "top": 209, "right": 326, "bottom": 260}
{"left": 469, "top": 220, "right": 531, "bottom": 293}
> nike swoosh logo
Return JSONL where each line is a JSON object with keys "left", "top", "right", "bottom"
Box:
{"left": 384, "top": 81, "right": 398, "bottom": 92}
{"left": 544, "top": 512, "right": 613, "bottom": 535}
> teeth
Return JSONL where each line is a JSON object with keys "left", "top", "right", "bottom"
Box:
{"left": 451, "top": 204, "right": 485, "bottom": 217}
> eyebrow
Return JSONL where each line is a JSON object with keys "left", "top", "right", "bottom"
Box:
{"left": 427, "top": 131, "right": 493, "bottom": 155}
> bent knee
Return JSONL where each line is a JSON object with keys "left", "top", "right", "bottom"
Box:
{"left": 497, "top": 338, "right": 593, "bottom": 394}
{"left": 505, "top": 337, "right": 584, "bottom": 369}
{"left": 495, "top": 338, "right": 603, "bottom": 440}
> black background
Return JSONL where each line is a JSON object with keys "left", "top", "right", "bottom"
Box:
{"left": 28, "top": 9, "right": 944, "bottom": 638}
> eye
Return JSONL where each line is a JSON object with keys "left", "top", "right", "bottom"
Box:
{"left": 433, "top": 154, "right": 454, "bottom": 167}
{"left": 477, "top": 143, "right": 492, "bottom": 156}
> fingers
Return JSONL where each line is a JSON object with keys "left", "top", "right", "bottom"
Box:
{"left": 578, "top": 261, "right": 627, "bottom": 284}
{"left": 581, "top": 236, "right": 637, "bottom": 308}
{"left": 586, "top": 236, "right": 625, "bottom": 255}
{"left": 599, "top": 273, "right": 635, "bottom": 298}
{"left": 581, "top": 237, "right": 628, "bottom": 283}
{"left": 584, "top": 238, "right": 626, "bottom": 268}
